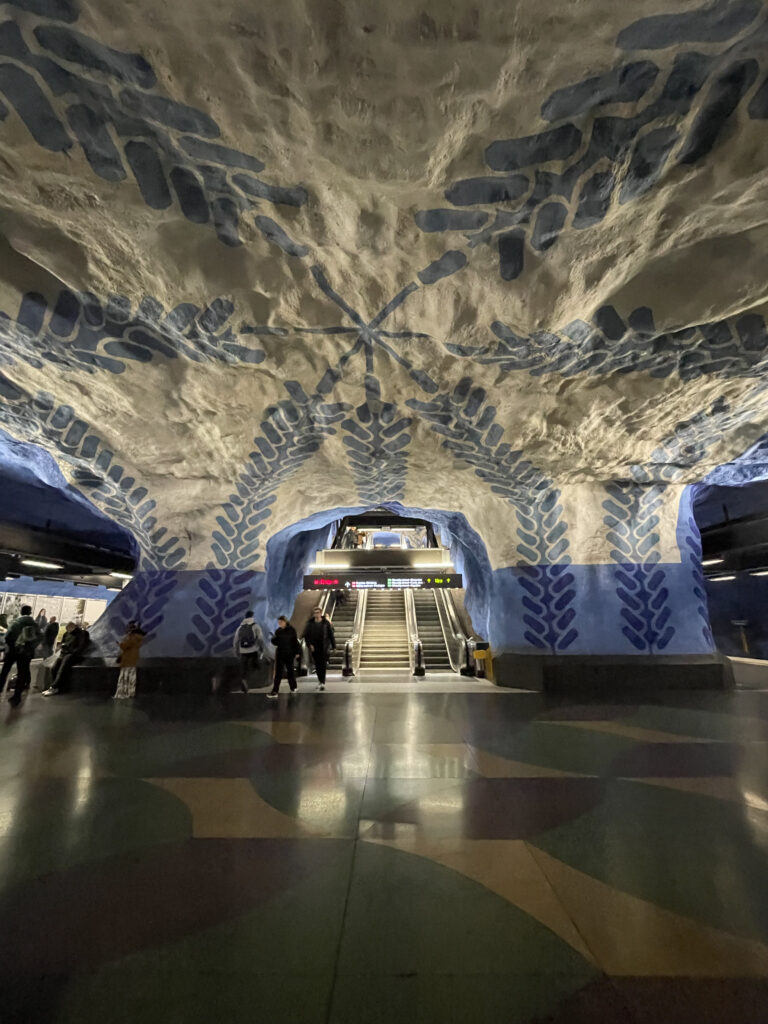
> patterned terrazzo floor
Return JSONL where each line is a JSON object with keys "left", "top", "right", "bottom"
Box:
{"left": 2, "top": 685, "right": 768, "bottom": 1023}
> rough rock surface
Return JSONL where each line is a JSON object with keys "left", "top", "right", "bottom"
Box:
{"left": 1, "top": 0, "right": 767, "bottom": 656}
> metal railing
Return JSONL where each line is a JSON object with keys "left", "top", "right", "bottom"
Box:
{"left": 434, "top": 589, "right": 475, "bottom": 675}
{"left": 342, "top": 588, "right": 367, "bottom": 677}
{"left": 403, "top": 589, "right": 425, "bottom": 676}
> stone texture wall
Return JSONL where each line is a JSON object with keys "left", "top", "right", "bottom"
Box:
{"left": 2, "top": 0, "right": 768, "bottom": 661}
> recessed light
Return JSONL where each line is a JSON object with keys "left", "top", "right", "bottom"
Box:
{"left": 21, "top": 559, "right": 62, "bottom": 570}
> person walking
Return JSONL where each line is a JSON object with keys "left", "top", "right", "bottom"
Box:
{"left": 266, "top": 616, "right": 299, "bottom": 700}
{"left": 42, "top": 616, "right": 59, "bottom": 658}
{"left": 303, "top": 606, "right": 336, "bottom": 692}
{"left": 0, "top": 605, "right": 41, "bottom": 706}
{"left": 42, "top": 621, "right": 89, "bottom": 695}
{"left": 233, "top": 610, "right": 264, "bottom": 693}
{"left": 113, "top": 623, "right": 146, "bottom": 699}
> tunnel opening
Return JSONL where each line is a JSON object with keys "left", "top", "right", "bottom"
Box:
{"left": 264, "top": 501, "right": 492, "bottom": 678}
{"left": 264, "top": 502, "right": 492, "bottom": 632}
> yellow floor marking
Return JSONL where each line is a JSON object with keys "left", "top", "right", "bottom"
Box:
{"left": 529, "top": 846, "right": 768, "bottom": 976}
{"left": 363, "top": 835, "right": 596, "bottom": 963}
{"left": 555, "top": 720, "right": 702, "bottom": 743}
{"left": 145, "top": 777, "right": 323, "bottom": 838}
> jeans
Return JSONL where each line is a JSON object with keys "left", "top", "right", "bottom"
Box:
{"left": 270, "top": 655, "right": 297, "bottom": 694}
{"left": 52, "top": 653, "right": 78, "bottom": 692}
{"left": 314, "top": 653, "right": 328, "bottom": 684}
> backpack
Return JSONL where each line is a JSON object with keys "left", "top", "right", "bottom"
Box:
{"left": 238, "top": 622, "right": 258, "bottom": 650}
{"left": 17, "top": 623, "right": 38, "bottom": 655}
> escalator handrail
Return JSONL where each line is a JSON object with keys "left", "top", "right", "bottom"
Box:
{"left": 344, "top": 588, "right": 367, "bottom": 675}
{"left": 403, "top": 588, "right": 423, "bottom": 674}
{"left": 434, "top": 588, "right": 472, "bottom": 673}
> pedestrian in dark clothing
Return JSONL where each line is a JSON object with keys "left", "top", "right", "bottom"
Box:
{"left": 0, "top": 605, "right": 41, "bottom": 706}
{"left": 267, "top": 616, "right": 299, "bottom": 699}
{"left": 42, "top": 622, "right": 89, "bottom": 695}
{"left": 303, "top": 607, "right": 336, "bottom": 692}
{"left": 42, "top": 617, "right": 59, "bottom": 658}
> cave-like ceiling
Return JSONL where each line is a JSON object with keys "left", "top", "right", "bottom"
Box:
{"left": 1, "top": 0, "right": 768, "bottom": 573}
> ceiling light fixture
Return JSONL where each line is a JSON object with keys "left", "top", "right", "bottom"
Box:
{"left": 701, "top": 558, "right": 724, "bottom": 566}
{"left": 710, "top": 575, "right": 736, "bottom": 581}
{"left": 109, "top": 571, "right": 134, "bottom": 580}
{"left": 21, "top": 558, "right": 62, "bottom": 570}
{"left": 750, "top": 570, "right": 768, "bottom": 577}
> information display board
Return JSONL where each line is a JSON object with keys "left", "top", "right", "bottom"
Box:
{"left": 303, "top": 572, "right": 462, "bottom": 591}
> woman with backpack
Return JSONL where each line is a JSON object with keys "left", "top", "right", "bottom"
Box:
{"left": 232, "top": 610, "right": 265, "bottom": 693}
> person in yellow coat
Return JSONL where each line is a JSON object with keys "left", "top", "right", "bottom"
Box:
{"left": 113, "top": 622, "right": 146, "bottom": 699}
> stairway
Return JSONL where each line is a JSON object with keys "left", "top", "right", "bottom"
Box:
{"left": 413, "top": 591, "right": 452, "bottom": 671}
{"left": 328, "top": 591, "right": 358, "bottom": 670}
{"left": 359, "top": 590, "right": 411, "bottom": 669}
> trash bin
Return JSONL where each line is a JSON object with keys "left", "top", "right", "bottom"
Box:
{"left": 473, "top": 641, "right": 491, "bottom": 679}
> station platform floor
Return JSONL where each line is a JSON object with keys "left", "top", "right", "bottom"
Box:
{"left": 1, "top": 683, "right": 768, "bottom": 1023}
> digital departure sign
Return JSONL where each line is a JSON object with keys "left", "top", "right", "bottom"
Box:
{"left": 303, "top": 573, "right": 462, "bottom": 591}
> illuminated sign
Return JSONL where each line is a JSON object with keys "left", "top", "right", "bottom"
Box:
{"left": 303, "top": 573, "right": 461, "bottom": 591}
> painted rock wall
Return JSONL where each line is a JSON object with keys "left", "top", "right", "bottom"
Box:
{"left": 1, "top": 0, "right": 768, "bottom": 656}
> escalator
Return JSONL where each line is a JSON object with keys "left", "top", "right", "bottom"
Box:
{"left": 327, "top": 591, "right": 358, "bottom": 672}
{"left": 359, "top": 590, "right": 410, "bottom": 669}
{"left": 412, "top": 590, "right": 452, "bottom": 670}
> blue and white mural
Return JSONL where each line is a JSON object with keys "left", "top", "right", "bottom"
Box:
{"left": 1, "top": 0, "right": 768, "bottom": 663}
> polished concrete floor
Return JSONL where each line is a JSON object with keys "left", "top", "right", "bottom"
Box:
{"left": 2, "top": 685, "right": 768, "bottom": 1023}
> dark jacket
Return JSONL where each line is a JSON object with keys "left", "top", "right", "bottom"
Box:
{"left": 44, "top": 621, "right": 59, "bottom": 647}
{"left": 6, "top": 615, "right": 40, "bottom": 654}
{"left": 303, "top": 618, "right": 336, "bottom": 656}
{"left": 62, "top": 626, "right": 89, "bottom": 657}
{"left": 270, "top": 624, "right": 299, "bottom": 659}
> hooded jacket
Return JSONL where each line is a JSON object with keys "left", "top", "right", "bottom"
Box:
{"left": 233, "top": 616, "right": 265, "bottom": 657}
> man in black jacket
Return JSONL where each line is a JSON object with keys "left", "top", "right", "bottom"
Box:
{"left": 303, "top": 607, "right": 336, "bottom": 692}
{"left": 42, "top": 622, "right": 90, "bottom": 696}
{"left": 43, "top": 616, "right": 59, "bottom": 658}
{"left": 267, "top": 616, "right": 299, "bottom": 699}
{"left": 0, "top": 605, "right": 41, "bottom": 706}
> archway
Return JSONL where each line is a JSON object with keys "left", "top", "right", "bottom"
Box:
{"left": 264, "top": 501, "right": 493, "bottom": 639}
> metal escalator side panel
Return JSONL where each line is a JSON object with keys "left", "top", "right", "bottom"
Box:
{"left": 433, "top": 589, "right": 465, "bottom": 673}
{"left": 403, "top": 588, "right": 419, "bottom": 674}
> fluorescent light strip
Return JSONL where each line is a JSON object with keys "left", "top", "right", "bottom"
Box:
{"left": 110, "top": 571, "right": 133, "bottom": 580}
{"left": 750, "top": 570, "right": 768, "bottom": 577}
{"left": 701, "top": 558, "right": 724, "bottom": 566}
{"left": 710, "top": 575, "right": 736, "bottom": 581}
{"left": 21, "top": 558, "right": 62, "bottom": 570}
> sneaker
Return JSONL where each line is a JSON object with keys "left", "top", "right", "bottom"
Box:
{"left": 289, "top": 689, "right": 298, "bottom": 698}
{"left": 41, "top": 687, "right": 59, "bottom": 696}
{"left": 266, "top": 693, "right": 278, "bottom": 701}
{"left": 317, "top": 683, "right": 325, "bottom": 692}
